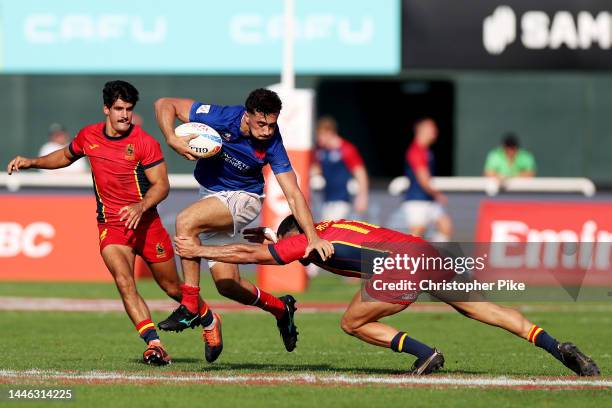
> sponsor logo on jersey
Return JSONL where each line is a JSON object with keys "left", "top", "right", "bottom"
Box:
{"left": 125, "top": 144, "right": 135, "bottom": 160}
{"left": 156, "top": 242, "right": 166, "bottom": 258}
{"left": 88, "top": 144, "right": 100, "bottom": 150}
{"left": 222, "top": 132, "right": 232, "bottom": 141}
{"left": 196, "top": 104, "right": 211, "bottom": 114}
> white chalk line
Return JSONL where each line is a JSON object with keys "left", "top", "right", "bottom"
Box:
{"left": 1, "top": 369, "right": 610, "bottom": 389}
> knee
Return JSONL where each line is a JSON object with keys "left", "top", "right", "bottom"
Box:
{"left": 176, "top": 210, "right": 197, "bottom": 236}
{"left": 340, "top": 315, "right": 359, "bottom": 336}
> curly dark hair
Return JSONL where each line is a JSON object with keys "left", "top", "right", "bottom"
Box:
{"left": 103, "top": 80, "right": 140, "bottom": 108}
{"left": 277, "top": 215, "right": 304, "bottom": 237}
{"left": 245, "top": 88, "right": 282, "bottom": 115}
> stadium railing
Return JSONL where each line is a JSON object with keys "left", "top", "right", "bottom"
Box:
{"left": 0, "top": 173, "right": 596, "bottom": 197}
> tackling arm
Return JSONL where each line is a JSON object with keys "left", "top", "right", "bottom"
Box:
{"left": 174, "top": 237, "right": 279, "bottom": 265}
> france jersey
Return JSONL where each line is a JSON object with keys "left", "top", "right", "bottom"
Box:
{"left": 315, "top": 139, "right": 364, "bottom": 203}
{"left": 404, "top": 142, "right": 435, "bottom": 201}
{"left": 189, "top": 102, "right": 292, "bottom": 195}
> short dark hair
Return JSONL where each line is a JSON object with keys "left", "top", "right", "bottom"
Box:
{"left": 277, "top": 215, "right": 304, "bottom": 237}
{"left": 245, "top": 88, "right": 282, "bottom": 116}
{"left": 103, "top": 80, "right": 139, "bottom": 108}
{"left": 502, "top": 133, "right": 519, "bottom": 148}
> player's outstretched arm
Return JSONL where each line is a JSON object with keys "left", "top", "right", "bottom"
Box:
{"left": 154, "top": 97, "right": 199, "bottom": 161}
{"left": 174, "top": 236, "right": 278, "bottom": 265}
{"left": 275, "top": 170, "right": 334, "bottom": 260}
{"left": 7, "top": 147, "right": 75, "bottom": 174}
{"left": 119, "top": 162, "right": 170, "bottom": 229}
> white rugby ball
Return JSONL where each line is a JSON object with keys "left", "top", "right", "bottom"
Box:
{"left": 175, "top": 122, "right": 223, "bottom": 158}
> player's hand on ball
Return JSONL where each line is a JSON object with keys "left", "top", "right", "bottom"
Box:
{"left": 304, "top": 236, "right": 334, "bottom": 261}
{"left": 168, "top": 134, "right": 202, "bottom": 161}
{"left": 7, "top": 156, "right": 33, "bottom": 175}
{"left": 119, "top": 202, "right": 146, "bottom": 229}
{"left": 242, "top": 227, "right": 278, "bottom": 244}
{"left": 174, "top": 236, "right": 199, "bottom": 258}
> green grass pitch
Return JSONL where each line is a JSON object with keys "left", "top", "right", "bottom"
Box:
{"left": 1, "top": 276, "right": 611, "bottom": 407}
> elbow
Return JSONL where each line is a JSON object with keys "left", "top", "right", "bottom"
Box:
{"left": 154, "top": 98, "right": 170, "bottom": 114}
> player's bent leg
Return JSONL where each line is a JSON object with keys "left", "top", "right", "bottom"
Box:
{"left": 100, "top": 245, "right": 170, "bottom": 366}
{"left": 341, "top": 291, "right": 443, "bottom": 375}
{"left": 447, "top": 301, "right": 600, "bottom": 376}
{"left": 210, "top": 262, "right": 298, "bottom": 351}
{"left": 175, "top": 197, "right": 234, "bottom": 288}
{"left": 161, "top": 198, "right": 235, "bottom": 331}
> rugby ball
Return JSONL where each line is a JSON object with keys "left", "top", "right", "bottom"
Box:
{"left": 175, "top": 122, "right": 223, "bottom": 158}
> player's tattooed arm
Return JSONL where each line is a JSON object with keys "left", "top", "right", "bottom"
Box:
{"left": 154, "top": 97, "right": 199, "bottom": 161}
{"left": 119, "top": 162, "right": 170, "bottom": 229}
{"left": 275, "top": 170, "right": 334, "bottom": 261}
{"left": 174, "top": 237, "right": 278, "bottom": 265}
{"left": 7, "top": 147, "right": 74, "bottom": 174}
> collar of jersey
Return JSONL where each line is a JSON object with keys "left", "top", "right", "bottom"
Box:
{"left": 103, "top": 124, "right": 134, "bottom": 141}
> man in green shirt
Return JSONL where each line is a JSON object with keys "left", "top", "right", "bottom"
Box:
{"left": 484, "top": 134, "right": 536, "bottom": 178}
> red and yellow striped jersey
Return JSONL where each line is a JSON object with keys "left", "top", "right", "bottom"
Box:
{"left": 269, "top": 220, "right": 426, "bottom": 278}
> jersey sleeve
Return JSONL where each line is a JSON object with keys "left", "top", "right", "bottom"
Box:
{"left": 68, "top": 128, "right": 87, "bottom": 158}
{"left": 268, "top": 233, "right": 309, "bottom": 265}
{"left": 340, "top": 141, "right": 364, "bottom": 172}
{"left": 140, "top": 133, "right": 165, "bottom": 169}
{"left": 406, "top": 146, "right": 428, "bottom": 171}
{"left": 189, "top": 102, "right": 237, "bottom": 130}
{"left": 266, "top": 135, "right": 293, "bottom": 175}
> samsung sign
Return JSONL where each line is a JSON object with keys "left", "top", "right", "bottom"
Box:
{"left": 0, "top": 0, "right": 400, "bottom": 74}
{"left": 403, "top": 0, "right": 612, "bottom": 70}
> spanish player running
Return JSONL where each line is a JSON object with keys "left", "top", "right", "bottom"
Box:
{"left": 174, "top": 216, "right": 600, "bottom": 376}
{"left": 7, "top": 81, "right": 216, "bottom": 366}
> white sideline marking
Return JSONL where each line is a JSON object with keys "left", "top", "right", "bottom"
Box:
{"left": 1, "top": 369, "right": 610, "bottom": 389}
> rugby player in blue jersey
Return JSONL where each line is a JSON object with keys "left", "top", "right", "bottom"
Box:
{"left": 154, "top": 89, "right": 333, "bottom": 362}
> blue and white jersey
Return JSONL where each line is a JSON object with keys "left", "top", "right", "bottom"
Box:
{"left": 189, "top": 102, "right": 292, "bottom": 195}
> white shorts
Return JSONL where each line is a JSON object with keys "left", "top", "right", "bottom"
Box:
{"left": 402, "top": 200, "right": 445, "bottom": 228}
{"left": 199, "top": 186, "right": 263, "bottom": 267}
{"left": 321, "top": 200, "right": 352, "bottom": 221}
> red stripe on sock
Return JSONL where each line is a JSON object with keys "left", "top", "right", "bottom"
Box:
{"left": 136, "top": 319, "right": 153, "bottom": 332}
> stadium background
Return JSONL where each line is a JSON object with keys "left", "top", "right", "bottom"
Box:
{"left": 1, "top": 1, "right": 611, "bottom": 405}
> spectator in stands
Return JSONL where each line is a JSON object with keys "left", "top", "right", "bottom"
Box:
{"left": 38, "top": 123, "right": 87, "bottom": 174}
{"left": 484, "top": 133, "right": 536, "bottom": 179}
{"left": 402, "top": 118, "right": 452, "bottom": 241}
{"left": 313, "top": 116, "right": 369, "bottom": 220}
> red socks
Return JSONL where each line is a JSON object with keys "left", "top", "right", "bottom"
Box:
{"left": 180, "top": 284, "right": 200, "bottom": 314}
{"left": 251, "top": 286, "right": 286, "bottom": 319}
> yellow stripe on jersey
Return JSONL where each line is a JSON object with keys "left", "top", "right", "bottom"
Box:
{"left": 332, "top": 223, "right": 370, "bottom": 234}
{"left": 92, "top": 174, "right": 106, "bottom": 223}
{"left": 134, "top": 163, "right": 143, "bottom": 200}
{"left": 351, "top": 220, "right": 380, "bottom": 229}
